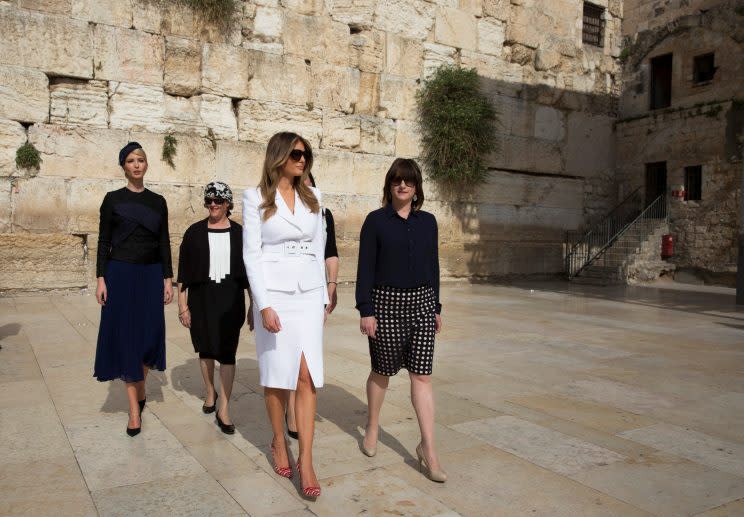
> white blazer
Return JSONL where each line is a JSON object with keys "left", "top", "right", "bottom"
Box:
{"left": 242, "top": 186, "right": 329, "bottom": 311}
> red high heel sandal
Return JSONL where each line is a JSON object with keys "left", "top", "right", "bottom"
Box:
{"left": 296, "top": 462, "right": 321, "bottom": 498}
{"left": 271, "top": 443, "right": 293, "bottom": 479}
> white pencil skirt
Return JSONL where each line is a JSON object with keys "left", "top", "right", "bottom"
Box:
{"left": 253, "top": 286, "right": 325, "bottom": 389}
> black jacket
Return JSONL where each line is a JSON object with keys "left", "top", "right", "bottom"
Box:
{"left": 177, "top": 218, "right": 248, "bottom": 291}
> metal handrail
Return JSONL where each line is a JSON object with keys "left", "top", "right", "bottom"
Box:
{"left": 565, "top": 193, "right": 667, "bottom": 279}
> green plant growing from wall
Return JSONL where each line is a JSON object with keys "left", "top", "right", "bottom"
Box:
{"left": 16, "top": 142, "right": 42, "bottom": 171}
{"left": 174, "top": 0, "right": 237, "bottom": 30}
{"left": 162, "top": 134, "right": 178, "bottom": 169}
{"left": 416, "top": 65, "right": 499, "bottom": 185}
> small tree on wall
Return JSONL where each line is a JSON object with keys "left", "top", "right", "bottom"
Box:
{"left": 416, "top": 65, "right": 499, "bottom": 185}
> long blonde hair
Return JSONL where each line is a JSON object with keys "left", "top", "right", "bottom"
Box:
{"left": 259, "top": 132, "right": 319, "bottom": 221}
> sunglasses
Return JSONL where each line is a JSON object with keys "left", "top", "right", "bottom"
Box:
{"left": 204, "top": 198, "right": 227, "bottom": 206}
{"left": 288, "top": 149, "right": 311, "bottom": 162}
{"left": 391, "top": 178, "right": 415, "bottom": 187}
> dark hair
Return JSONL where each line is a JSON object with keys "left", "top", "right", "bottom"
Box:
{"left": 382, "top": 158, "right": 424, "bottom": 210}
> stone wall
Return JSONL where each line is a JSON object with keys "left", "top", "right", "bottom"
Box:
{"left": 616, "top": 1, "right": 743, "bottom": 280}
{"left": 622, "top": 0, "right": 721, "bottom": 35}
{"left": 0, "top": 0, "right": 624, "bottom": 290}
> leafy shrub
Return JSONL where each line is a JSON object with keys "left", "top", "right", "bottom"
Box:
{"left": 162, "top": 134, "right": 178, "bottom": 169}
{"left": 16, "top": 142, "right": 42, "bottom": 171}
{"left": 416, "top": 66, "right": 499, "bottom": 185}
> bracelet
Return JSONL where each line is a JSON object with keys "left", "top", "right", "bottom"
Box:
{"left": 179, "top": 309, "right": 189, "bottom": 316}
{"left": 327, "top": 281, "right": 338, "bottom": 285}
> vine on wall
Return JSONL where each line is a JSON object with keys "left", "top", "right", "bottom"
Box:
{"left": 416, "top": 66, "right": 499, "bottom": 185}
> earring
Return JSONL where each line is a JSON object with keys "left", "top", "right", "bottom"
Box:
{"left": 413, "top": 194, "right": 418, "bottom": 202}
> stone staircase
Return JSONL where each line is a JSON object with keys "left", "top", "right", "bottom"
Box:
{"left": 574, "top": 219, "right": 675, "bottom": 285}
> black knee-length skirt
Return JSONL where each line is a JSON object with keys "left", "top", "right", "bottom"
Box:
{"left": 187, "top": 275, "right": 245, "bottom": 364}
{"left": 368, "top": 285, "right": 437, "bottom": 376}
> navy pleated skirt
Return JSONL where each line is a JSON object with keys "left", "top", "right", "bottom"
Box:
{"left": 94, "top": 260, "right": 166, "bottom": 382}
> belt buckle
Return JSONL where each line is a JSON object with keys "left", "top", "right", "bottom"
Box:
{"left": 299, "top": 242, "right": 311, "bottom": 254}
{"left": 284, "top": 241, "right": 299, "bottom": 256}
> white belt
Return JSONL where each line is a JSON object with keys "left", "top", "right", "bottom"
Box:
{"left": 263, "top": 241, "right": 314, "bottom": 257}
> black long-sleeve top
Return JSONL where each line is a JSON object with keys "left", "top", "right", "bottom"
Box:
{"left": 96, "top": 187, "right": 173, "bottom": 278}
{"left": 355, "top": 204, "right": 441, "bottom": 317}
{"left": 324, "top": 208, "right": 338, "bottom": 259}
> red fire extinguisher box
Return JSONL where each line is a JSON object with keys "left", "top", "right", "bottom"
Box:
{"left": 661, "top": 234, "right": 673, "bottom": 258}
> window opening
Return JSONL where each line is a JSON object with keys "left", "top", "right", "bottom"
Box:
{"left": 684, "top": 166, "right": 702, "bottom": 201}
{"left": 650, "top": 53, "right": 673, "bottom": 110}
{"left": 693, "top": 53, "right": 716, "bottom": 84}
{"left": 582, "top": 3, "right": 605, "bottom": 47}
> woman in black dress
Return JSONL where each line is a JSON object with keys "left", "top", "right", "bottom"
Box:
{"left": 94, "top": 142, "right": 173, "bottom": 437}
{"left": 177, "top": 181, "right": 250, "bottom": 434}
{"left": 355, "top": 158, "right": 446, "bottom": 482}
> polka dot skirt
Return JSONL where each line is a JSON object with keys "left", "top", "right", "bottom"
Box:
{"left": 369, "top": 285, "right": 437, "bottom": 376}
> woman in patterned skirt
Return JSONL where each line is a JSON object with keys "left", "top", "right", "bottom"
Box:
{"left": 355, "top": 158, "right": 447, "bottom": 482}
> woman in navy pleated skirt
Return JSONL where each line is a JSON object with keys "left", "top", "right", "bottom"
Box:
{"left": 93, "top": 142, "right": 174, "bottom": 436}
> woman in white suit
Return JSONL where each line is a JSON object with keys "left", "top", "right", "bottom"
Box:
{"left": 242, "top": 132, "right": 327, "bottom": 499}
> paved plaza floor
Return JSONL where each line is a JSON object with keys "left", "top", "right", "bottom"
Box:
{"left": 1, "top": 281, "right": 744, "bottom": 516}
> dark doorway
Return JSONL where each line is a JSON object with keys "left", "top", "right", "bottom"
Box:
{"left": 645, "top": 162, "right": 667, "bottom": 206}
{"left": 650, "top": 54, "right": 673, "bottom": 110}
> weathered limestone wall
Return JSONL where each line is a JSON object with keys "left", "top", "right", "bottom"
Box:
{"left": 0, "top": 0, "right": 624, "bottom": 290}
{"left": 617, "top": 2, "right": 743, "bottom": 279}
{"left": 622, "top": 0, "right": 720, "bottom": 35}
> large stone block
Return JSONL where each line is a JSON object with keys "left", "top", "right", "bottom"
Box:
{"left": 237, "top": 99, "right": 322, "bottom": 147}
{"left": 0, "top": 120, "right": 26, "bottom": 177}
{"left": 434, "top": 8, "right": 477, "bottom": 50}
{"left": 0, "top": 65, "right": 49, "bottom": 124}
{"left": 478, "top": 18, "right": 505, "bottom": 56}
{"left": 108, "top": 82, "right": 167, "bottom": 133}
{"left": 214, "top": 141, "right": 264, "bottom": 190}
{"left": 352, "top": 151, "right": 394, "bottom": 195}
{"left": 422, "top": 42, "right": 457, "bottom": 79}
{"left": 164, "top": 37, "right": 202, "bottom": 97}
{"left": 282, "top": 0, "right": 324, "bottom": 16}
{"left": 0, "top": 6, "right": 92, "bottom": 78}
{"left": 283, "top": 12, "right": 350, "bottom": 67}
{"left": 394, "top": 119, "right": 421, "bottom": 158}
{"left": 311, "top": 65, "right": 360, "bottom": 113}
{"left": 49, "top": 79, "right": 108, "bottom": 128}
{"left": 351, "top": 29, "right": 384, "bottom": 73}
{"left": 327, "top": 0, "right": 375, "bottom": 27}
{"left": 374, "top": 0, "right": 435, "bottom": 40}
{"left": 322, "top": 113, "right": 361, "bottom": 150}
{"left": 253, "top": 6, "right": 284, "bottom": 39}
{"left": 379, "top": 75, "right": 418, "bottom": 120}
{"left": 67, "top": 178, "right": 121, "bottom": 233}
{"left": 355, "top": 72, "right": 380, "bottom": 116}
{"left": 200, "top": 94, "right": 238, "bottom": 141}
{"left": 92, "top": 25, "right": 164, "bottom": 86}
{"left": 565, "top": 112, "right": 615, "bottom": 178}
{"left": 482, "top": 0, "right": 509, "bottom": 21}
{"left": 386, "top": 34, "right": 423, "bottom": 79}
{"left": 71, "top": 0, "right": 132, "bottom": 27}
{"left": 310, "top": 149, "right": 357, "bottom": 194}
{"left": 17, "top": 0, "right": 71, "bottom": 14}
{"left": 359, "top": 116, "right": 395, "bottom": 155}
{"left": 12, "top": 176, "right": 68, "bottom": 231}
{"left": 132, "top": 1, "right": 239, "bottom": 45}
{"left": 0, "top": 233, "right": 88, "bottom": 290}
{"left": 534, "top": 106, "right": 566, "bottom": 142}
{"left": 161, "top": 94, "right": 207, "bottom": 135}
{"left": 248, "top": 54, "right": 310, "bottom": 105}
{"left": 489, "top": 134, "right": 564, "bottom": 174}
{"left": 461, "top": 50, "right": 523, "bottom": 83}
{"left": 202, "top": 43, "right": 257, "bottom": 98}
{"left": 0, "top": 178, "right": 10, "bottom": 232}
{"left": 535, "top": 47, "right": 561, "bottom": 71}
{"left": 28, "top": 123, "right": 128, "bottom": 180}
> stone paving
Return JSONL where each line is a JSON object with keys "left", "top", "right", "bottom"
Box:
{"left": 1, "top": 281, "right": 744, "bottom": 517}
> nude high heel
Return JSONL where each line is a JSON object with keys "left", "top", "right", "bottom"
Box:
{"left": 416, "top": 442, "right": 447, "bottom": 483}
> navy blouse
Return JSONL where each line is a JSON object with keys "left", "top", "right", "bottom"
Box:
{"left": 355, "top": 204, "right": 441, "bottom": 317}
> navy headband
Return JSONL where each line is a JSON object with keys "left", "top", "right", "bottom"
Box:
{"left": 118, "top": 142, "right": 143, "bottom": 166}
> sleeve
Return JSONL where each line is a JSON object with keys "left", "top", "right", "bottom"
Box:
{"left": 242, "top": 189, "right": 270, "bottom": 311}
{"left": 177, "top": 226, "right": 191, "bottom": 291}
{"left": 432, "top": 215, "right": 441, "bottom": 314}
{"left": 311, "top": 188, "right": 330, "bottom": 305}
{"left": 324, "top": 209, "right": 338, "bottom": 259}
{"left": 96, "top": 193, "right": 112, "bottom": 278}
{"left": 355, "top": 213, "right": 377, "bottom": 317}
{"left": 159, "top": 197, "right": 173, "bottom": 278}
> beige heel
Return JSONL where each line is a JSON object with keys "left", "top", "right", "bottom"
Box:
{"left": 416, "top": 442, "right": 447, "bottom": 483}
